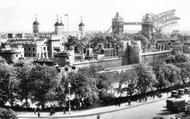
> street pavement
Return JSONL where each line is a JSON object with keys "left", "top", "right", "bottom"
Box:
{"left": 17, "top": 93, "right": 177, "bottom": 119}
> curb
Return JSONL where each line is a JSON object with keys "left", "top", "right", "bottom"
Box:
{"left": 18, "top": 97, "right": 167, "bottom": 118}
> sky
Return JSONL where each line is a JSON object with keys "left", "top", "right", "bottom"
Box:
{"left": 0, "top": 0, "right": 189, "bottom": 33}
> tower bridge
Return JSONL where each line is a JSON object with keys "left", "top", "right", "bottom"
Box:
{"left": 110, "top": 10, "right": 180, "bottom": 40}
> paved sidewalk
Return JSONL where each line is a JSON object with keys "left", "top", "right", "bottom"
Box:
{"left": 17, "top": 93, "right": 169, "bottom": 118}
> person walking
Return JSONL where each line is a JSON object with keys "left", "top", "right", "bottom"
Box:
{"left": 37, "top": 111, "right": 40, "bottom": 117}
{"left": 97, "top": 114, "right": 100, "bottom": 119}
{"left": 34, "top": 107, "right": 37, "bottom": 115}
{"left": 128, "top": 99, "right": 131, "bottom": 106}
{"left": 37, "top": 106, "right": 41, "bottom": 117}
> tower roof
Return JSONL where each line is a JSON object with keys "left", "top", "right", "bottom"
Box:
{"left": 59, "top": 22, "right": 64, "bottom": 26}
{"left": 59, "top": 17, "right": 64, "bottom": 26}
{"left": 33, "top": 15, "right": 39, "bottom": 25}
{"left": 79, "top": 16, "right": 85, "bottom": 26}
{"left": 113, "top": 12, "right": 123, "bottom": 21}
{"left": 54, "top": 16, "right": 60, "bottom": 26}
{"left": 33, "top": 21, "right": 39, "bottom": 25}
{"left": 79, "top": 22, "right": 85, "bottom": 26}
{"left": 54, "top": 21, "right": 60, "bottom": 26}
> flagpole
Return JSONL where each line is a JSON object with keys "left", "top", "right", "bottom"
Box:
{"left": 67, "top": 14, "right": 69, "bottom": 32}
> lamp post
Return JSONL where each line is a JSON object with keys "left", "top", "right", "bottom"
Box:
{"left": 68, "top": 82, "right": 71, "bottom": 113}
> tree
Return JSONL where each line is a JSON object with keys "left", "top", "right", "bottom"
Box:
{"left": 29, "top": 64, "right": 58, "bottom": 108}
{"left": 68, "top": 67, "right": 99, "bottom": 108}
{"left": 166, "top": 54, "right": 187, "bottom": 64}
{"left": 153, "top": 64, "right": 171, "bottom": 89}
{"left": 119, "top": 69, "right": 138, "bottom": 97}
{"left": 0, "top": 56, "right": 7, "bottom": 64}
{"left": 165, "top": 64, "right": 181, "bottom": 86}
{"left": 65, "top": 36, "right": 84, "bottom": 53}
{"left": 0, "top": 63, "right": 17, "bottom": 107}
{"left": 14, "top": 61, "right": 34, "bottom": 108}
{"left": 97, "top": 74, "right": 112, "bottom": 91}
{"left": 176, "top": 62, "right": 190, "bottom": 84}
{"left": 132, "top": 33, "right": 151, "bottom": 52}
{"left": 128, "top": 45, "right": 140, "bottom": 64}
{"left": 46, "top": 75, "right": 67, "bottom": 107}
{"left": 0, "top": 108, "right": 17, "bottom": 119}
{"left": 134, "top": 64, "right": 157, "bottom": 94}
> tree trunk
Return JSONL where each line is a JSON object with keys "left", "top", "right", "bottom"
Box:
{"left": 25, "top": 97, "right": 29, "bottom": 108}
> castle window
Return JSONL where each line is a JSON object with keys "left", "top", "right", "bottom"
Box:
{"left": 28, "top": 48, "right": 30, "bottom": 51}
{"left": 33, "top": 53, "right": 36, "bottom": 57}
{"left": 44, "top": 53, "right": 46, "bottom": 58}
{"left": 33, "top": 48, "right": 35, "bottom": 51}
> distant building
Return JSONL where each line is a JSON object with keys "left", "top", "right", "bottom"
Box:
{"left": 23, "top": 38, "right": 48, "bottom": 59}
{"left": 171, "top": 41, "right": 183, "bottom": 54}
{"left": 48, "top": 35, "right": 65, "bottom": 58}
{"left": 183, "top": 41, "right": 190, "bottom": 54}
{"left": 0, "top": 44, "right": 24, "bottom": 63}
{"left": 6, "top": 38, "right": 48, "bottom": 59}
{"left": 155, "top": 39, "right": 171, "bottom": 51}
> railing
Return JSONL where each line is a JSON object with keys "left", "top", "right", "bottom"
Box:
{"left": 141, "top": 49, "right": 172, "bottom": 56}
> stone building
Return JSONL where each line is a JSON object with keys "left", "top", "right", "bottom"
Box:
{"left": 23, "top": 38, "right": 48, "bottom": 59}
{"left": 0, "top": 44, "right": 24, "bottom": 63}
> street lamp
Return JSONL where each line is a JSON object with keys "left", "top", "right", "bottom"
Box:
{"left": 68, "top": 83, "right": 71, "bottom": 113}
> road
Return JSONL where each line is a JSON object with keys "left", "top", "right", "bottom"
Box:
{"left": 18, "top": 99, "right": 176, "bottom": 119}
{"left": 101, "top": 100, "right": 174, "bottom": 119}
{"left": 65, "top": 100, "right": 175, "bottom": 119}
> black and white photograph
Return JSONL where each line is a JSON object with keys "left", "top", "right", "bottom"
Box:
{"left": 0, "top": 0, "right": 190, "bottom": 119}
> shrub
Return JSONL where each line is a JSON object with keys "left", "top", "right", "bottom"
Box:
{"left": 0, "top": 108, "right": 17, "bottom": 119}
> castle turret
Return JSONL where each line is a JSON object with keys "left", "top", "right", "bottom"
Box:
{"left": 79, "top": 16, "right": 85, "bottom": 38}
{"left": 112, "top": 12, "right": 124, "bottom": 36}
{"left": 54, "top": 16, "right": 64, "bottom": 35}
{"left": 33, "top": 15, "right": 39, "bottom": 35}
{"left": 54, "top": 17, "right": 60, "bottom": 35}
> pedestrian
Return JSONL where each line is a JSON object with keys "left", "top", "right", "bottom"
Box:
{"left": 38, "top": 111, "right": 40, "bottom": 117}
{"left": 63, "top": 106, "right": 66, "bottom": 114}
{"left": 34, "top": 107, "right": 37, "bottom": 115}
{"left": 118, "top": 98, "right": 121, "bottom": 107}
{"left": 37, "top": 106, "right": 41, "bottom": 117}
{"left": 97, "top": 114, "right": 100, "bottom": 119}
{"left": 128, "top": 99, "right": 131, "bottom": 106}
{"left": 50, "top": 109, "right": 53, "bottom": 116}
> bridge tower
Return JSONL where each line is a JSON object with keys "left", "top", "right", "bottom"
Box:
{"left": 141, "top": 14, "right": 153, "bottom": 40}
{"left": 112, "top": 12, "right": 124, "bottom": 36}
{"left": 79, "top": 16, "right": 85, "bottom": 38}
